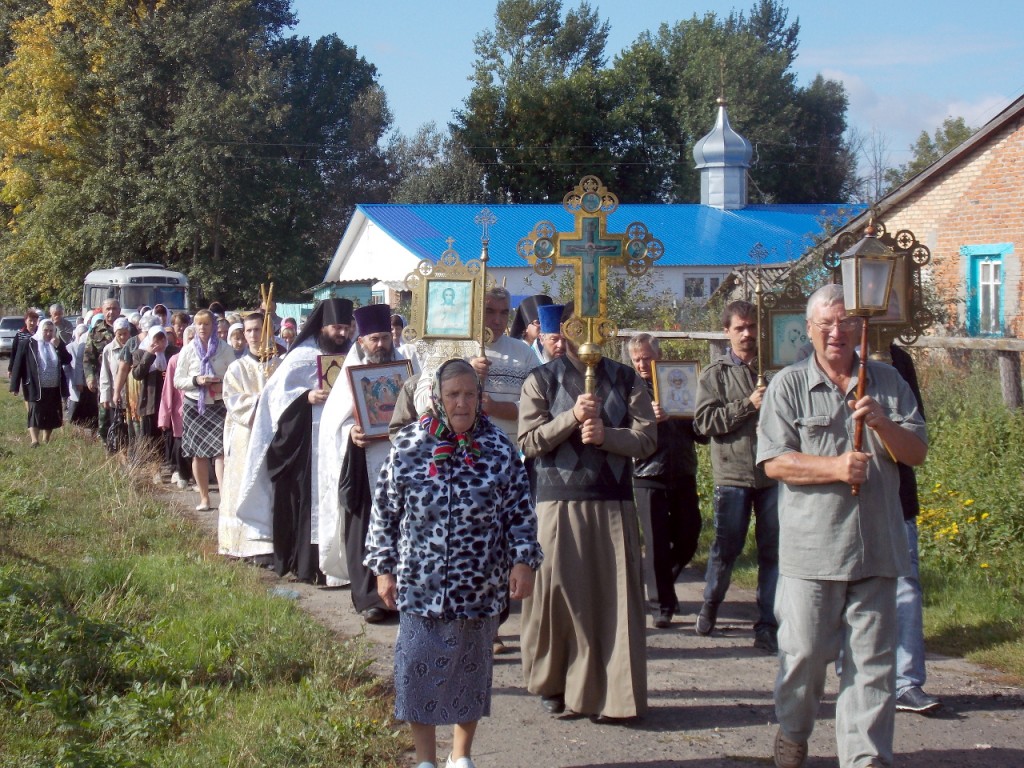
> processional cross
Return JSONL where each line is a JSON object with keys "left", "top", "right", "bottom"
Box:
{"left": 518, "top": 175, "right": 664, "bottom": 392}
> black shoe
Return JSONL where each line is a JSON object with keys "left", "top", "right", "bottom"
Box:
{"left": 362, "top": 607, "right": 389, "bottom": 624}
{"left": 754, "top": 627, "right": 779, "bottom": 653}
{"left": 695, "top": 601, "right": 718, "bottom": 636}
{"left": 896, "top": 686, "right": 941, "bottom": 714}
{"left": 654, "top": 608, "right": 673, "bottom": 629}
{"left": 541, "top": 694, "right": 565, "bottom": 714}
{"left": 589, "top": 714, "right": 634, "bottom": 725}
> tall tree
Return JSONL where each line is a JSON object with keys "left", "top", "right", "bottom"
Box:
{"left": 453, "top": 0, "right": 615, "bottom": 202}
{"left": 0, "top": 1, "right": 392, "bottom": 308}
{"left": 388, "top": 123, "right": 486, "bottom": 203}
{"left": 883, "top": 116, "right": 976, "bottom": 189}
{"left": 455, "top": 0, "right": 855, "bottom": 204}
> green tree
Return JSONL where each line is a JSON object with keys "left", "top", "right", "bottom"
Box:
{"left": 0, "top": 1, "right": 392, "bottom": 309}
{"left": 455, "top": 0, "right": 856, "bottom": 204}
{"left": 453, "top": 0, "right": 616, "bottom": 202}
{"left": 388, "top": 123, "right": 486, "bottom": 203}
{"left": 884, "top": 116, "right": 976, "bottom": 189}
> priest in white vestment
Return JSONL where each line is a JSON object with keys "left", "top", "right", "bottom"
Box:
{"left": 219, "top": 312, "right": 278, "bottom": 558}
{"left": 235, "top": 298, "right": 354, "bottom": 583}
{"left": 317, "top": 303, "right": 418, "bottom": 621}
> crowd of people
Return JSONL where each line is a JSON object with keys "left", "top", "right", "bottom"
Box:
{"left": 4, "top": 285, "right": 940, "bottom": 768}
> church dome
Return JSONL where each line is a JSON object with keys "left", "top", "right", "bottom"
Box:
{"left": 693, "top": 98, "right": 752, "bottom": 169}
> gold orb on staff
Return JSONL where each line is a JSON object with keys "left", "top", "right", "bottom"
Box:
{"left": 517, "top": 175, "right": 664, "bottom": 393}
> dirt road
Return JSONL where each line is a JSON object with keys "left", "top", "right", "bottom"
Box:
{"left": 181, "top": 489, "right": 1023, "bottom": 767}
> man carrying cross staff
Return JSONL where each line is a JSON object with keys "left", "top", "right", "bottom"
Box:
{"left": 517, "top": 303, "right": 656, "bottom": 722}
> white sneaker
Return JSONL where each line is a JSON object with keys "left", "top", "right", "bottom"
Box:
{"left": 445, "top": 756, "right": 476, "bottom": 768}
{"left": 170, "top": 472, "right": 180, "bottom": 484}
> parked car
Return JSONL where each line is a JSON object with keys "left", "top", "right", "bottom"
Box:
{"left": 0, "top": 315, "right": 23, "bottom": 358}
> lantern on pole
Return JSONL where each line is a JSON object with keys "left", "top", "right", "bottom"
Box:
{"left": 837, "top": 221, "right": 898, "bottom": 496}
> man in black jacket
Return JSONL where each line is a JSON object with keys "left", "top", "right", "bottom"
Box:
{"left": 627, "top": 332, "right": 706, "bottom": 628}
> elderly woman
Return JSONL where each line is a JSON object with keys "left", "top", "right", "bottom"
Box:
{"left": 160, "top": 325, "right": 195, "bottom": 489}
{"left": 7, "top": 308, "right": 39, "bottom": 377}
{"left": 174, "top": 309, "right": 235, "bottom": 511}
{"left": 366, "top": 359, "right": 542, "bottom": 768}
{"left": 9, "top": 319, "right": 71, "bottom": 446}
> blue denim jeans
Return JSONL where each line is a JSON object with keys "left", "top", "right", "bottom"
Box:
{"left": 702, "top": 484, "right": 779, "bottom": 631}
{"left": 896, "top": 519, "right": 926, "bottom": 695}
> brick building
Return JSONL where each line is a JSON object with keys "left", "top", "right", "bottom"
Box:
{"left": 830, "top": 93, "right": 1024, "bottom": 338}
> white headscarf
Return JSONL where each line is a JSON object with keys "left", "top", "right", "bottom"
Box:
{"left": 139, "top": 325, "right": 168, "bottom": 371}
{"left": 33, "top": 319, "right": 58, "bottom": 375}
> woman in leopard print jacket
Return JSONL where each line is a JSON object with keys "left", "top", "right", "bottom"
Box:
{"left": 365, "top": 359, "right": 542, "bottom": 768}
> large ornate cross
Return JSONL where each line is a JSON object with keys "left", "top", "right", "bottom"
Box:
{"left": 518, "top": 175, "right": 663, "bottom": 391}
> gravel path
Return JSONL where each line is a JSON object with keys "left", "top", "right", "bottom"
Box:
{"left": 178, "top": 487, "right": 1024, "bottom": 768}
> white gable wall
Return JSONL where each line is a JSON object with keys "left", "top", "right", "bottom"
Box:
{"left": 324, "top": 215, "right": 420, "bottom": 285}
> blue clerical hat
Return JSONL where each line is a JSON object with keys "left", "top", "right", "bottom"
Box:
{"left": 538, "top": 304, "right": 566, "bottom": 334}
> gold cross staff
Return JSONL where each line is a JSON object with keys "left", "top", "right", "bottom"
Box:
{"left": 518, "top": 175, "right": 664, "bottom": 392}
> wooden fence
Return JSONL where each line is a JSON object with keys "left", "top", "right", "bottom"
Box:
{"left": 616, "top": 330, "right": 1024, "bottom": 410}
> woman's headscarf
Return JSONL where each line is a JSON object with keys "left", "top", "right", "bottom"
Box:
{"left": 140, "top": 325, "right": 168, "bottom": 371}
{"left": 192, "top": 326, "right": 220, "bottom": 414}
{"left": 419, "top": 358, "right": 484, "bottom": 475}
{"left": 33, "top": 319, "right": 58, "bottom": 376}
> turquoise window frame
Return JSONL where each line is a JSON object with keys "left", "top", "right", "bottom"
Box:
{"left": 962, "top": 243, "right": 1012, "bottom": 336}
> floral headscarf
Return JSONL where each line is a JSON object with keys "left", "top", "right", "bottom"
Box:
{"left": 420, "top": 358, "right": 485, "bottom": 476}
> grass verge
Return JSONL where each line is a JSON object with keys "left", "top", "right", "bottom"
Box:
{"left": 0, "top": 392, "right": 406, "bottom": 767}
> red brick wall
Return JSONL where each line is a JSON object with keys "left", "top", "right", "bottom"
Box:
{"left": 881, "top": 115, "right": 1024, "bottom": 337}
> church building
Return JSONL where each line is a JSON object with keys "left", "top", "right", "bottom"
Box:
{"left": 322, "top": 100, "right": 863, "bottom": 311}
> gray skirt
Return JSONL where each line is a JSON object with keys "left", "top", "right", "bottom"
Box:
{"left": 393, "top": 612, "right": 498, "bottom": 725}
{"left": 181, "top": 398, "right": 226, "bottom": 458}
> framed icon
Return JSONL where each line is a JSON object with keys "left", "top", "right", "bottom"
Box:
{"left": 767, "top": 310, "right": 810, "bottom": 369}
{"left": 652, "top": 360, "right": 700, "bottom": 418}
{"left": 347, "top": 360, "right": 414, "bottom": 440}
{"left": 423, "top": 279, "right": 474, "bottom": 339}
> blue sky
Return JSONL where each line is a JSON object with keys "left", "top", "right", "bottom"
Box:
{"left": 289, "top": 0, "right": 1024, "bottom": 165}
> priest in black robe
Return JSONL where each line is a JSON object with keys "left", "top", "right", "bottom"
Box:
{"left": 235, "top": 297, "right": 354, "bottom": 583}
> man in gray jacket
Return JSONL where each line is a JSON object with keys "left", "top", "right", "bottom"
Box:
{"left": 693, "top": 300, "right": 779, "bottom": 652}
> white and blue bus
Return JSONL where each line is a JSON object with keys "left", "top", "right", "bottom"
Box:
{"left": 82, "top": 263, "right": 190, "bottom": 316}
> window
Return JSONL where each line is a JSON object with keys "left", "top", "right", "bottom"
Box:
{"left": 963, "top": 244, "right": 1012, "bottom": 336}
{"left": 684, "top": 278, "right": 705, "bottom": 299}
{"left": 683, "top": 274, "right": 727, "bottom": 303}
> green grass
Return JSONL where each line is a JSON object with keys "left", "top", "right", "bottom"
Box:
{"left": 697, "top": 356, "right": 1024, "bottom": 682}
{"left": 0, "top": 395, "right": 406, "bottom": 767}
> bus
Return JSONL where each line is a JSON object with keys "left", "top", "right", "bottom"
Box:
{"left": 82, "top": 263, "right": 190, "bottom": 316}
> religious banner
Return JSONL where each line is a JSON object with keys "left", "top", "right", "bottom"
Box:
{"left": 401, "top": 224, "right": 496, "bottom": 391}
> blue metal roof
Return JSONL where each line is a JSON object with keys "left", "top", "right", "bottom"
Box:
{"left": 358, "top": 202, "right": 866, "bottom": 269}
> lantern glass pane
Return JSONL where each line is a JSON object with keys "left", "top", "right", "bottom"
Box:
{"left": 841, "top": 258, "right": 858, "bottom": 308}
{"left": 860, "top": 260, "right": 892, "bottom": 309}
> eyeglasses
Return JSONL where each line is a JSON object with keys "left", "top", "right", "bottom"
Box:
{"left": 810, "top": 318, "right": 862, "bottom": 333}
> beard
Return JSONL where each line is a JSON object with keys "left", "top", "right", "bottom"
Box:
{"left": 363, "top": 347, "right": 396, "bottom": 364}
{"left": 318, "top": 334, "right": 349, "bottom": 354}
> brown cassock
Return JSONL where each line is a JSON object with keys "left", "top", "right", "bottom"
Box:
{"left": 517, "top": 354, "right": 656, "bottom": 719}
